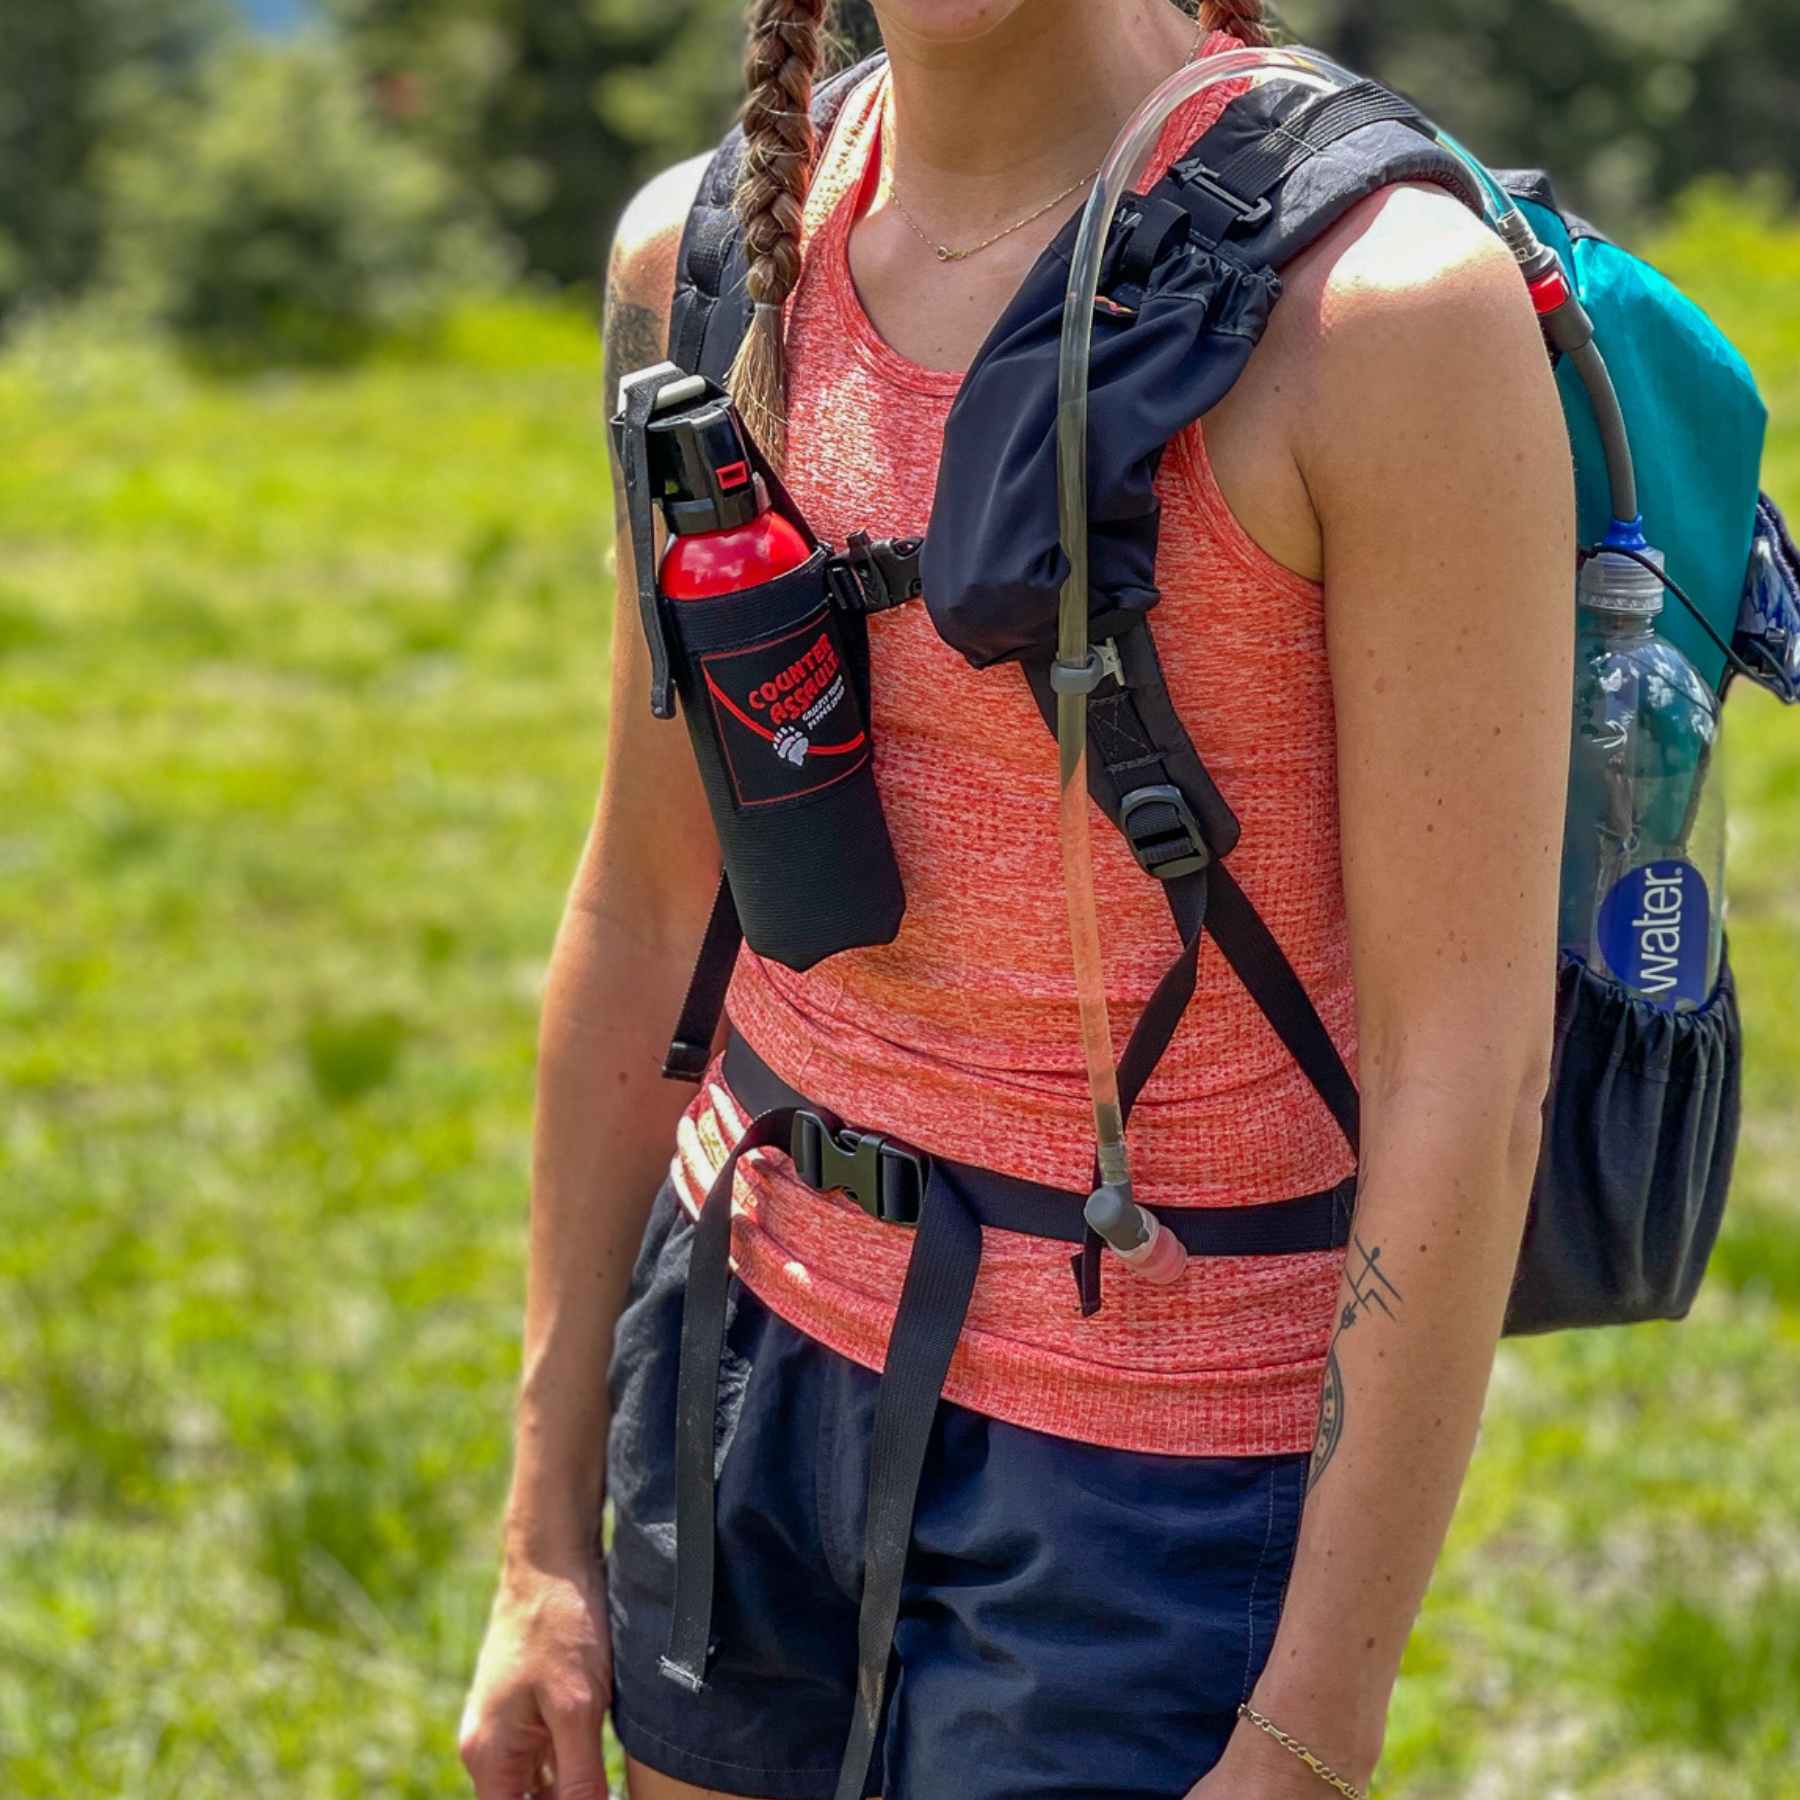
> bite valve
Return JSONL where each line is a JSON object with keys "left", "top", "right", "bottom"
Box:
{"left": 1084, "top": 1182, "right": 1188, "bottom": 1285}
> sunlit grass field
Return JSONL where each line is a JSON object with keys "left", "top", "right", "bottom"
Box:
{"left": 2, "top": 194, "right": 1797, "bottom": 1796}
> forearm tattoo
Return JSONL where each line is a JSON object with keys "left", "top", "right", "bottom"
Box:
{"left": 1307, "top": 1231, "right": 1405, "bottom": 1495}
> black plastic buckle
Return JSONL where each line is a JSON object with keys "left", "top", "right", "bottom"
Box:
{"left": 1119, "top": 783, "right": 1212, "bottom": 880}
{"left": 826, "top": 531, "right": 925, "bottom": 615}
{"left": 790, "top": 1110, "right": 929, "bottom": 1226}
{"left": 1172, "top": 160, "right": 1274, "bottom": 232}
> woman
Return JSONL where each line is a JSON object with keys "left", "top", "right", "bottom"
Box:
{"left": 460, "top": 0, "right": 1574, "bottom": 1794}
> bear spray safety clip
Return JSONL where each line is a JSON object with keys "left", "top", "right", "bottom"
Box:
{"left": 613, "top": 360, "right": 704, "bottom": 719}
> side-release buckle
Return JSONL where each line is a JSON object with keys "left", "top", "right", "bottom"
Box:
{"left": 826, "top": 531, "right": 926, "bottom": 615}
{"left": 791, "top": 1110, "right": 929, "bottom": 1226}
{"left": 1119, "top": 783, "right": 1212, "bottom": 880}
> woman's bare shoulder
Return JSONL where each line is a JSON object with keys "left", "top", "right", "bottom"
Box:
{"left": 1274, "top": 180, "right": 1558, "bottom": 505}
{"left": 1282, "top": 181, "right": 1534, "bottom": 390}
{"left": 603, "top": 151, "right": 715, "bottom": 404}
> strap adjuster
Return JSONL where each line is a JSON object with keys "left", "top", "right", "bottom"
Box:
{"left": 826, "top": 531, "right": 925, "bottom": 615}
{"left": 1119, "top": 783, "right": 1212, "bottom": 880}
{"left": 791, "top": 1110, "right": 929, "bottom": 1226}
{"left": 1171, "top": 159, "right": 1273, "bottom": 230}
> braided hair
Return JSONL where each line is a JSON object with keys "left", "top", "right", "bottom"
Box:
{"left": 1202, "top": 0, "right": 1272, "bottom": 45}
{"left": 727, "top": 0, "right": 830, "bottom": 469}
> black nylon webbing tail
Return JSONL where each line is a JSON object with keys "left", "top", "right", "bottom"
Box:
{"left": 662, "top": 1110, "right": 986, "bottom": 1800}
{"left": 662, "top": 874, "right": 743, "bottom": 1081}
{"left": 831, "top": 1177, "right": 982, "bottom": 1800}
{"left": 662, "top": 1107, "right": 799, "bottom": 1693}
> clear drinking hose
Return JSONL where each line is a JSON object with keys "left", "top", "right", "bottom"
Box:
{"left": 1054, "top": 48, "right": 1349, "bottom": 1229}
{"left": 1054, "top": 48, "right": 1626, "bottom": 1262}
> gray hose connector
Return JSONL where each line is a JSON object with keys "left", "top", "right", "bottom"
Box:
{"left": 1084, "top": 1182, "right": 1151, "bottom": 1254}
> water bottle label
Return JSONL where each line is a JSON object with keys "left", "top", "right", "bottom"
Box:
{"left": 1595, "top": 859, "right": 1711, "bottom": 1007}
{"left": 699, "top": 605, "right": 870, "bottom": 806}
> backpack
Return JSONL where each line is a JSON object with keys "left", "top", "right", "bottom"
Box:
{"left": 654, "top": 48, "right": 1798, "bottom": 1337}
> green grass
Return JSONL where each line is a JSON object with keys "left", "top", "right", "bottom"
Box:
{"left": 2, "top": 201, "right": 1798, "bottom": 1796}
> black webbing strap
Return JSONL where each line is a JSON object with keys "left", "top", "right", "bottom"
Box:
{"left": 1029, "top": 622, "right": 1363, "bottom": 1311}
{"left": 1067, "top": 857, "right": 1361, "bottom": 1312}
{"left": 660, "top": 1092, "right": 984, "bottom": 1799}
{"left": 1200, "top": 80, "right": 1428, "bottom": 213}
{"left": 1071, "top": 859, "right": 1213, "bottom": 1311}
{"left": 1029, "top": 627, "right": 1359, "bottom": 1148}
{"left": 661, "top": 1105, "right": 800, "bottom": 1693}
{"left": 1200, "top": 864, "right": 1361, "bottom": 1154}
{"left": 831, "top": 1173, "right": 981, "bottom": 1800}
{"left": 668, "top": 1036, "right": 1353, "bottom": 1792}
{"left": 721, "top": 1032, "right": 1353, "bottom": 1256}
{"left": 661, "top": 874, "right": 743, "bottom": 1082}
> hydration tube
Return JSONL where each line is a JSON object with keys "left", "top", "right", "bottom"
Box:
{"left": 1054, "top": 46, "right": 1346, "bottom": 1273}
{"left": 1054, "top": 47, "right": 1640, "bottom": 1270}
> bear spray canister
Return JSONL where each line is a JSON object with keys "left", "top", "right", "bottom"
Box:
{"left": 615, "top": 365, "right": 905, "bottom": 972}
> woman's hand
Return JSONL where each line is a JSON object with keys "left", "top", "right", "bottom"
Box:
{"left": 459, "top": 1547, "right": 612, "bottom": 1800}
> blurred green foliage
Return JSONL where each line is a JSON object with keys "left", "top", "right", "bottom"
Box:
{"left": 0, "top": 0, "right": 226, "bottom": 317}
{"left": 1278, "top": 0, "right": 1800, "bottom": 228}
{"left": 2, "top": 0, "right": 1795, "bottom": 353}
{"left": 323, "top": 0, "right": 745, "bottom": 297}
{"left": 102, "top": 39, "right": 512, "bottom": 365}
{"left": 1, "top": 196, "right": 1797, "bottom": 1793}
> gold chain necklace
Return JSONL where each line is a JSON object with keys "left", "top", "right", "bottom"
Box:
{"left": 888, "top": 167, "right": 1096, "bottom": 263}
{"left": 883, "top": 15, "right": 1208, "bottom": 265}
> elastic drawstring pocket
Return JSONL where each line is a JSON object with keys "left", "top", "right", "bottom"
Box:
{"left": 663, "top": 546, "right": 906, "bottom": 972}
{"left": 1504, "top": 941, "right": 1741, "bottom": 1336}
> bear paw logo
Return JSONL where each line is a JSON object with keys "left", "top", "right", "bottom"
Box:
{"left": 772, "top": 726, "right": 810, "bottom": 767}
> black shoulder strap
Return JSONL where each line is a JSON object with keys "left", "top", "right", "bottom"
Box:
{"left": 1165, "top": 76, "right": 1486, "bottom": 266}
{"left": 669, "top": 52, "right": 889, "bottom": 386}
{"left": 661, "top": 65, "right": 1465, "bottom": 1168}
{"left": 1050, "top": 77, "right": 1483, "bottom": 1159}
{"left": 658, "top": 52, "right": 891, "bottom": 1082}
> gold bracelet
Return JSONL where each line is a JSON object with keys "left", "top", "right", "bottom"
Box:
{"left": 1236, "top": 1702, "right": 1370, "bottom": 1799}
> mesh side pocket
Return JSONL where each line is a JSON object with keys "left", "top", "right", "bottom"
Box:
{"left": 1503, "top": 941, "right": 1742, "bottom": 1336}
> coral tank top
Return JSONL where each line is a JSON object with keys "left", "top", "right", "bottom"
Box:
{"left": 669, "top": 39, "right": 1358, "bottom": 1457}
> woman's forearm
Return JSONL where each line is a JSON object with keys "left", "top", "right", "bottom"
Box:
{"left": 502, "top": 893, "right": 710, "bottom": 1568}
{"left": 1244, "top": 1072, "right": 1544, "bottom": 1782}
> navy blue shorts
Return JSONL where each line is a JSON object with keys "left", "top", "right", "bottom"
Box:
{"left": 606, "top": 1181, "right": 1307, "bottom": 1800}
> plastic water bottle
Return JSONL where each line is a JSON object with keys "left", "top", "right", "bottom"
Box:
{"left": 1557, "top": 540, "right": 1724, "bottom": 1010}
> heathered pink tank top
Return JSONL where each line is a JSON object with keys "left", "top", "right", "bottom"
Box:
{"left": 670, "top": 39, "right": 1358, "bottom": 1457}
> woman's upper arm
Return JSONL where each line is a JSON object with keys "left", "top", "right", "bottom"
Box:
{"left": 574, "top": 152, "right": 718, "bottom": 938}
{"left": 1297, "top": 185, "right": 1577, "bottom": 1101}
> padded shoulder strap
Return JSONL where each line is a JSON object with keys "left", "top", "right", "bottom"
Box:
{"left": 1161, "top": 75, "right": 1488, "bottom": 270}
{"left": 1028, "top": 72, "right": 1484, "bottom": 1168}
{"left": 668, "top": 51, "right": 888, "bottom": 381}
